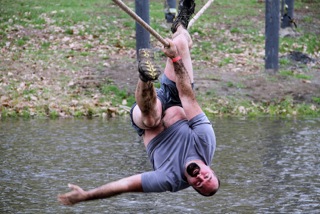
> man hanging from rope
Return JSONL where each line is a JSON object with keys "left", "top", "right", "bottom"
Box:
{"left": 58, "top": 0, "right": 220, "bottom": 205}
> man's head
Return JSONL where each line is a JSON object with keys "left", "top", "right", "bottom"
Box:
{"left": 186, "top": 162, "right": 220, "bottom": 196}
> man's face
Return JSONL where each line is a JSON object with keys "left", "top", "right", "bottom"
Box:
{"left": 186, "top": 162, "right": 219, "bottom": 196}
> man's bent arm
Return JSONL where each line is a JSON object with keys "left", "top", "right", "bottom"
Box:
{"left": 58, "top": 174, "right": 143, "bottom": 206}
{"left": 173, "top": 59, "right": 202, "bottom": 119}
{"left": 163, "top": 39, "right": 202, "bottom": 120}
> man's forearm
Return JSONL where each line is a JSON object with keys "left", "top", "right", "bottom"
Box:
{"left": 85, "top": 180, "right": 124, "bottom": 201}
{"left": 172, "top": 59, "right": 195, "bottom": 100}
{"left": 171, "top": 58, "right": 202, "bottom": 119}
{"left": 58, "top": 174, "right": 143, "bottom": 206}
{"left": 86, "top": 174, "right": 143, "bottom": 201}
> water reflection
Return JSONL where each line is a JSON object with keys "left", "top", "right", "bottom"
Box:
{"left": 0, "top": 117, "right": 319, "bottom": 213}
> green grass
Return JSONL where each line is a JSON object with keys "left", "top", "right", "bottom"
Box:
{"left": 312, "top": 97, "right": 320, "bottom": 104}
{"left": 200, "top": 95, "right": 320, "bottom": 118}
{"left": 219, "top": 57, "right": 234, "bottom": 67}
{"left": 0, "top": 0, "right": 136, "bottom": 51}
{"left": 279, "top": 70, "right": 312, "bottom": 80}
{"left": 1, "top": 0, "right": 317, "bottom": 57}
{"left": 279, "top": 57, "right": 291, "bottom": 66}
{"left": 100, "top": 84, "right": 135, "bottom": 107}
{"left": 280, "top": 33, "right": 320, "bottom": 54}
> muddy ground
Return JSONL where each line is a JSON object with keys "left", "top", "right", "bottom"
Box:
{"left": 1, "top": 29, "right": 319, "bottom": 118}
{"left": 108, "top": 49, "right": 320, "bottom": 105}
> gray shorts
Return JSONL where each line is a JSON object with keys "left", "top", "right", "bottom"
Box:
{"left": 130, "top": 74, "right": 193, "bottom": 136}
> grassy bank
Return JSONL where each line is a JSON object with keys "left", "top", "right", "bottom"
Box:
{"left": 0, "top": 0, "right": 319, "bottom": 119}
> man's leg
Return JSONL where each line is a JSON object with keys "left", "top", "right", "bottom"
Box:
{"left": 132, "top": 49, "right": 162, "bottom": 130}
{"left": 133, "top": 0, "right": 195, "bottom": 130}
{"left": 171, "top": 0, "right": 195, "bottom": 34}
{"left": 165, "top": 0, "right": 195, "bottom": 83}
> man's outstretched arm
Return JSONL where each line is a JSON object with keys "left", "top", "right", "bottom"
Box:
{"left": 58, "top": 174, "right": 143, "bottom": 206}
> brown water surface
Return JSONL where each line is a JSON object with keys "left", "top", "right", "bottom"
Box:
{"left": 0, "top": 117, "right": 319, "bottom": 213}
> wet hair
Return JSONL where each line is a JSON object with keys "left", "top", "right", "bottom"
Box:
{"left": 196, "top": 175, "right": 221, "bottom": 197}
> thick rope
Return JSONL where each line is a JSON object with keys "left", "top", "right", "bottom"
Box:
{"left": 112, "top": 0, "right": 169, "bottom": 47}
{"left": 188, "top": 0, "right": 214, "bottom": 29}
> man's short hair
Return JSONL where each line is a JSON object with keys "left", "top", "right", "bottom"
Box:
{"left": 196, "top": 176, "right": 221, "bottom": 197}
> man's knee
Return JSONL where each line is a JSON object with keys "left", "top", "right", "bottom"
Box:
{"left": 132, "top": 101, "right": 162, "bottom": 130}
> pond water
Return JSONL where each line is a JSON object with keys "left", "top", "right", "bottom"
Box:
{"left": 0, "top": 116, "right": 319, "bottom": 213}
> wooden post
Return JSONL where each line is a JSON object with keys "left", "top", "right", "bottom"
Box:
{"left": 113, "top": 0, "right": 169, "bottom": 48}
{"left": 135, "top": 0, "right": 150, "bottom": 59}
{"left": 281, "top": 0, "right": 295, "bottom": 28}
{"left": 265, "top": 0, "right": 280, "bottom": 74}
